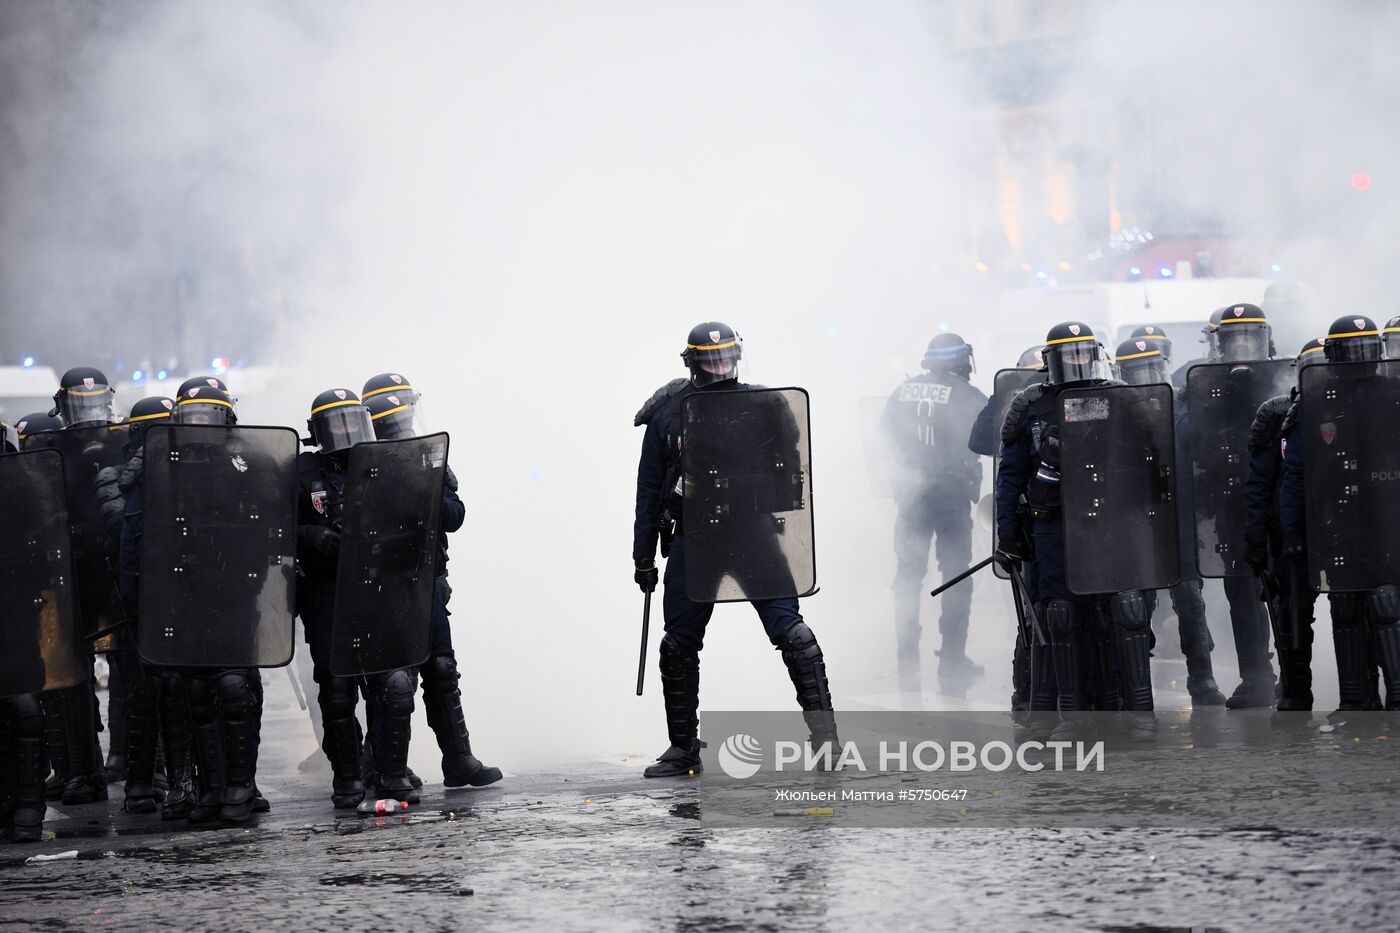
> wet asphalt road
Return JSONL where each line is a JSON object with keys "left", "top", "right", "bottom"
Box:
{"left": 5, "top": 708, "right": 1399, "bottom": 933}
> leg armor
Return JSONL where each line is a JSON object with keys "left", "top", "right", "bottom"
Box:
{"left": 1109, "top": 591, "right": 1154, "bottom": 712}
{"left": 158, "top": 671, "right": 194, "bottom": 820}
{"left": 186, "top": 673, "right": 225, "bottom": 823}
{"left": 121, "top": 664, "right": 161, "bottom": 813}
{"left": 1332, "top": 594, "right": 1373, "bottom": 712}
{"left": 316, "top": 672, "right": 364, "bottom": 808}
{"left": 1369, "top": 586, "right": 1400, "bottom": 711}
{"left": 214, "top": 669, "right": 258, "bottom": 821}
{"left": 370, "top": 668, "right": 418, "bottom": 803}
{"left": 1044, "top": 600, "right": 1085, "bottom": 714}
{"left": 5, "top": 694, "right": 47, "bottom": 842}
{"left": 643, "top": 633, "right": 704, "bottom": 778}
{"left": 1170, "top": 579, "right": 1224, "bottom": 704}
{"left": 775, "top": 622, "right": 838, "bottom": 751}
{"left": 39, "top": 691, "right": 69, "bottom": 800}
{"left": 49, "top": 683, "right": 106, "bottom": 805}
{"left": 1088, "top": 604, "right": 1121, "bottom": 712}
{"left": 104, "top": 647, "right": 131, "bottom": 782}
{"left": 420, "top": 655, "right": 502, "bottom": 788}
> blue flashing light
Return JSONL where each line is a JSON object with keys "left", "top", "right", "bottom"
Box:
{"left": 21, "top": 355, "right": 35, "bottom": 368}
{"left": 156, "top": 370, "right": 168, "bottom": 381}
{"left": 827, "top": 327, "right": 838, "bottom": 337}
{"left": 1035, "top": 269, "right": 1048, "bottom": 280}
{"left": 132, "top": 370, "right": 144, "bottom": 382}
{"left": 938, "top": 322, "right": 951, "bottom": 333}
{"left": 1128, "top": 266, "right": 1142, "bottom": 277}
{"left": 1270, "top": 263, "right": 1283, "bottom": 273}
{"left": 1158, "top": 266, "right": 1174, "bottom": 278}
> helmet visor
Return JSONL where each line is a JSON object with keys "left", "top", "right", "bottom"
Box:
{"left": 59, "top": 387, "right": 113, "bottom": 426}
{"left": 1119, "top": 361, "right": 1168, "bottom": 386}
{"left": 1384, "top": 332, "right": 1400, "bottom": 360}
{"left": 174, "top": 400, "right": 235, "bottom": 425}
{"left": 1217, "top": 324, "right": 1270, "bottom": 362}
{"left": 1047, "top": 342, "right": 1100, "bottom": 384}
{"left": 1327, "top": 335, "right": 1382, "bottom": 363}
{"left": 688, "top": 342, "right": 742, "bottom": 387}
{"left": 315, "top": 405, "right": 375, "bottom": 453}
{"left": 369, "top": 404, "right": 419, "bottom": 440}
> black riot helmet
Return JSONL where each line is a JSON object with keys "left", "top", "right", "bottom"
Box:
{"left": 52, "top": 366, "right": 116, "bottom": 426}
{"left": 126, "top": 396, "right": 175, "bottom": 445}
{"left": 174, "top": 385, "right": 237, "bottom": 425}
{"left": 1042, "top": 322, "right": 1104, "bottom": 385}
{"left": 308, "top": 388, "right": 374, "bottom": 454}
{"left": 362, "top": 372, "right": 418, "bottom": 406}
{"left": 1129, "top": 325, "right": 1173, "bottom": 365}
{"left": 1216, "top": 303, "right": 1273, "bottom": 362}
{"left": 1383, "top": 316, "right": 1400, "bottom": 359}
{"left": 1203, "top": 308, "right": 1225, "bottom": 361}
{"left": 922, "top": 332, "right": 975, "bottom": 377}
{"left": 177, "top": 375, "right": 230, "bottom": 399}
{"left": 1113, "top": 338, "right": 1168, "bottom": 386}
{"left": 1, "top": 421, "right": 14, "bottom": 454}
{"left": 14, "top": 411, "right": 64, "bottom": 449}
{"left": 1015, "top": 345, "right": 1045, "bottom": 369}
{"left": 681, "top": 322, "right": 743, "bottom": 388}
{"left": 1323, "top": 315, "right": 1383, "bottom": 363}
{"left": 364, "top": 392, "right": 418, "bottom": 440}
{"left": 1295, "top": 336, "right": 1327, "bottom": 375}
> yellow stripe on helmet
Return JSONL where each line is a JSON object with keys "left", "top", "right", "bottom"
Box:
{"left": 687, "top": 339, "right": 738, "bottom": 351}
{"left": 1329, "top": 329, "right": 1379, "bottom": 339}
{"left": 127, "top": 411, "right": 172, "bottom": 423}
{"left": 1115, "top": 350, "right": 1161, "bottom": 361}
{"left": 178, "top": 397, "right": 234, "bottom": 409}
{"left": 1299, "top": 344, "right": 1326, "bottom": 356}
{"left": 65, "top": 387, "right": 109, "bottom": 397}
{"left": 1045, "top": 334, "right": 1095, "bottom": 346}
{"left": 310, "top": 398, "right": 362, "bottom": 415}
{"left": 369, "top": 403, "right": 410, "bottom": 421}
{"left": 363, "top": 384, "right": 411, "bottom": 399}
{"left": 1218, "top": 317, "right": 1267, "bottom": 325}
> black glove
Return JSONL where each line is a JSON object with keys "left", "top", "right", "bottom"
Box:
{"left": 309, "top": 526, "right": 341, "bottom": 560}
{"left": 994, "top": 535, "right": 1030, "bottom": 574}
{"left": 634, "top": 558, "right": 659, "bottom": 593}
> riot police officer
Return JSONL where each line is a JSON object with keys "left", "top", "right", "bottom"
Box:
{"left": 1129, "top": 325, "right": 1173, "bottom": 368}
{"left": 997, "top": 323, "right": 1159, "bottom": 736}
{"left": 880, "top": 334, "right": 988, "bottom": 693}
{"left": 362, "top": 382, "right": 502, "bottom": 788}
{"left": 633, "top": 323, "right": 836, "bottom": 777}
{"left": 120, "top": 384, "right": 271, "bottom": 822}
{"left": 1243, "top": 339, "right": 1326, "bottom": 710}
{"left": 1281, "top": 316, "right": 1400, "bottom": 711}
{"left": 1384, "top": 316, "right": 1400, "bottom": 360}
{"left": 967, "top": 345, "right": 1043, "bottom": 458}
{"left": 297, "top": 388, "right": 420, "bottom": 806}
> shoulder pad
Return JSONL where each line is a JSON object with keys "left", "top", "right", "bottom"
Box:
{"left": 117, "top": 450, "right": 145, "bottom": 492}
{"left": 1247, "top": 395, "right": 1292, "bottom": 454}
{"left": 444, "top": 463, "right": 459, "bottom": 492}
{"left": 1000, "top": 383, "right": 1046, "bottom": 444}
{"left": 634, "top": 378, "right": 689, "bottom": 427}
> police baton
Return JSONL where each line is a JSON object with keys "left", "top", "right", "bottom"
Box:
{"left": 636, "top": 587, "right": 653, "bottom": 696}
{"left": 929, "top": 556, "right": 994, "bottom": 599}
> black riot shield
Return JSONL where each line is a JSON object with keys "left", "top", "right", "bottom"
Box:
{"left": 857, "top": 396, "right": 894, "bottom": 498}
{"left": 680, "top": 388, "right": 815, "bottom": 602}
{"left": 1299, "top": 360, "right": 1400, "bottom": 592}
{"left": 1059, "top": 383, "right": 1179, "bottom": 595}
{"left": 26, "top": 425, "right": 129, "bottom": 640}
{"left": 991, "top": 368, "right": 1046, "bottom": 579}
{"left": 137, "top": 424, "right": 299, "bottom": 668}
{"left": 330, "top": 433, "right": 448, "bottom": 676}
{"left": 0, "top": 450, "right": 85, "bottom": 698}
{"left": 1186, "top": 360, "right": 1296, "bottom": 577}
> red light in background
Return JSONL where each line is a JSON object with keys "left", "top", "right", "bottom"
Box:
{"left": 1352, "top": 173, "right": 1372, "bottom": 192}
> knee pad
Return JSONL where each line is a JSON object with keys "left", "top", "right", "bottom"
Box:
{"left": 213, "top": 671, "right": 252, "bottom": 719}
{"left": 1043, "top": 600, "right": 1077, "bottom": 638}
{"left": 421, "top": 655, "right": 458, "bottom": 692}
{"left": 186, "top": 674, "right": 216, "bottom": 723}
{"left": 1371, "top": 585, "right": 1400, "bottom": 626}
{"left": 1108, "top": 590, "right": 1150, "bottom": 632}
{"left": 318, "top": 677, "right": 358, "bottom": 721}
{"left": 378, "top": 670, "right": 416, "bottom": 717}
{"left": 775, "top": 621, "right": 820, "bottom": 659}
{"left": 1331, "top": 593, "right": 1369, "bottom": 627}
{"left": 661, "top": 630, "right": 701, "bottom": 656}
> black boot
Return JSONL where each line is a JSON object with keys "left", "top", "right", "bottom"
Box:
{"left": 421, "top": 656, "right": 503, "bottom": 788}
{"left": 1334, "top": 615, "right": 1373, "bottom": 714}
{"left": 1044, "top": 601, "right": 1086, "bottom": 740}
{"left": 1373, "top": 622, "right": 1400, "bottom": 712}
{"left": 55, "top": 685, "right": 107, "bottom": 805}
{"left": 158, "top": 672, "right": 195, "bottom": 820}
{"left": 104, "top": 649, "right": 131, "bottom": 783}
{"left": 318, "top": 675, "right": 365, "bottom": 809}
{"left": 186, "top": 676, "right": 225, "bottom": 824}
{"left": 1173, "top": 580, "right": 1226, "bottom": 705}
{"left": 215, "top": 671, "right": 258, "bottom": 822}
{"left": 371, "top": 669, "right": 420, "bottom": 804}
{"left": 247, "top": 672, "right": 270, "bottom": 813}
{"left": 776, "top": 622, "right": 839, "bottom": 754}
{"left": 644, "top": 635, "right": 704, "bottom": 778}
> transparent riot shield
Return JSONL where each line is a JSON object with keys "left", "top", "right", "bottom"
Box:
{"left": 1059, "top": 383, "right": 1179, "bottom": 595}
{"left": 1299, "top": 360, "right": 1400, "bottom": 592}
{"left": 1186, "top": 360, "right": 1296, "bottom": 577}
{"left": 991, "top": 368, "right": 1046, "bottom": 579}
{"left": 26, "top": 425, "right": 129, "bottom": 639}
{"left": 857, "top": 396, "right": 894, "bottom": 498}
{"left": 0, "top": 450, "right": 85, "bottom": 698}
{"left": 330, "top": 433, "right": 448, "bottom": 676}
{"left": 137, "top": 424, "right": 299, "bottom": 668}
{"left": 680, "top": 388, "right": 815, "bottom": 602}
